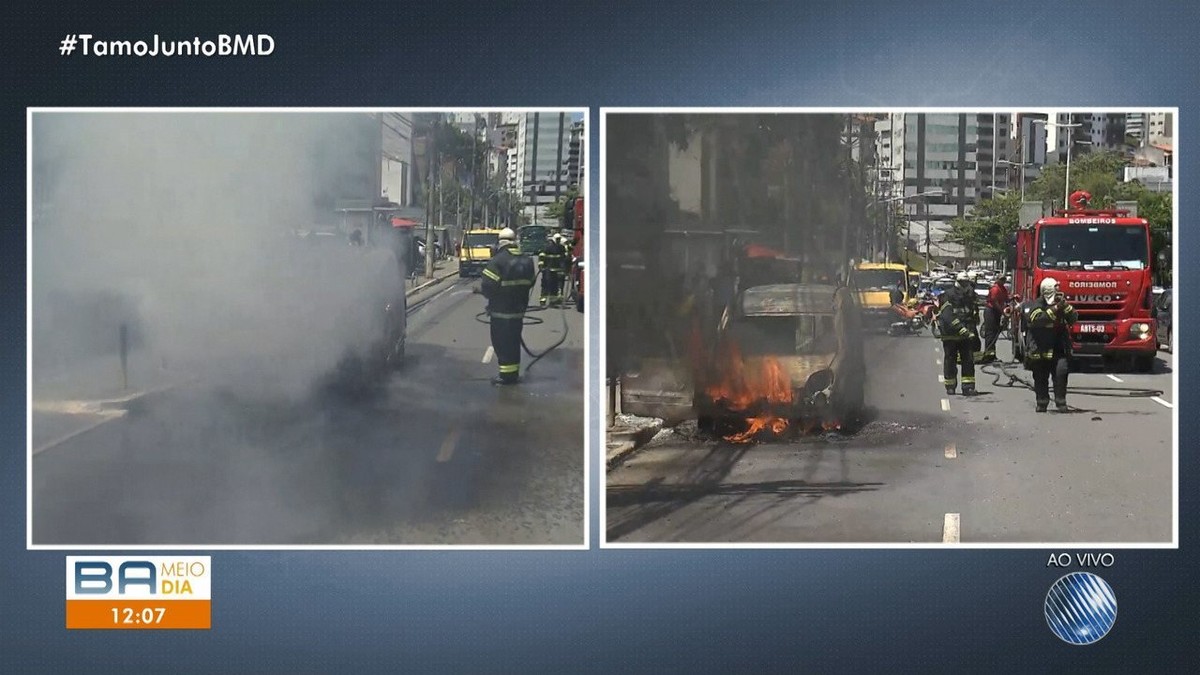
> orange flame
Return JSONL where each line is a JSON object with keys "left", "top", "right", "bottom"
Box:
{"left": 704, "top": 340, "right": 794, "bottom": 443}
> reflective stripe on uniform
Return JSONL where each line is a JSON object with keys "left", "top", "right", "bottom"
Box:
{"left": 943, "top": 378, "right": 956, "bottom": 385}
{"left": 501, "top": 278, "right": 533, "bottom": 286}
{"left": 498, "top": 364, "right": 520, "bottom": 374}
{"left": 490, "top": 311, "right": 525, "bottom": 319}
{"left": 482, "top": 268, "right": 501, "bottom": 281}
{"left": 961, "top": 377, "right": 975, "bottom": 384}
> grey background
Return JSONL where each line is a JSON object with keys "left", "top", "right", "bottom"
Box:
{"left": 5, "top": 0, "right": 1196, "bottom": 671}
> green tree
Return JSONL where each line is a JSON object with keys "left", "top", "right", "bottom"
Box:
{"left": 545, "top": 188, "right": 580, "bottom": 221}
{"left": 946, "top": 190, "right": 1021, "bottom": 258}
{"left": 1027, "top": 150, "right": 1129, "bottom": 208}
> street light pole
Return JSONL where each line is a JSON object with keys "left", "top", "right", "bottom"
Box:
{"left": 874, "top": 189, "right": 943, "bottom": 269}
{"left": 992, "top": 112, "right": 998, "bottom": 194}
{"left": 998, "top": 159, "right": 1032, "bottom": 203}
{"left": 923, "top": 197, "right": 932, "bottom": 272}
{"left": 1033, "top": 119, "right": 1082, "bottom": 208}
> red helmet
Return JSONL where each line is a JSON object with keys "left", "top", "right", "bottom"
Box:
{"left": 1068, "top": 190, "right": 1092, "bottom": 209}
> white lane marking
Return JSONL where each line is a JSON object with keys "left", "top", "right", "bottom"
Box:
{"left": 940, "top": 399, "right": 951, "bottom": 412}
{"left": 32, "top": 410, "right": 127, "bottom": 456}
{"left": 481, "top": 346, "right": 495, "bottom": 363}
{"left": 1152, "top": 396, "right": 1174, "bottom": 409}
{"left": 937, "top": 374, "right": 944, "bottom": 384}
{"left": 437, "top": 427, "right": 463, "bottom": 463}
{"left": 936, "top": 359, "right": 942, "bottom": 365}
{"left": 945, "top": 443, "right": 957, "bottom": 459}
{"left": 943, "top": 513, "right": 961, "bottom": 543}
{"left": 1106, "top": 374, "right": 1124, "bottom": 383}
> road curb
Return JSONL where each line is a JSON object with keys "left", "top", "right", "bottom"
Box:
{"left": 31, "top": 378, "right": 194, "bottom": 456}
{"left": 406, "top": 269, "right": 460, "bottom": 297}
{"left": 606, "top": 422, "right": 663, "bottom": 470}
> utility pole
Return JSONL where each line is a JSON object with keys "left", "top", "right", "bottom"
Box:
{"left": 923, "top": 197, "right": 931, "bottom": 272}
{"left": 425, "top": 118, "right": 438, "bottom": 279}
{"left": 468, "top": 135, "right": 478, "bottom": 230}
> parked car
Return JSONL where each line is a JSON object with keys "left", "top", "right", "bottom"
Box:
{"left": 1153, "top": 288, "right": 1172, "bottom": 352}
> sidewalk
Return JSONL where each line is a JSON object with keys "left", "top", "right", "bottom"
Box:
{"left": 31, "top": 351, "right": 191, "bottom": 455}
{"left": 33, "top": 351, "right": 185, "bottom": 405}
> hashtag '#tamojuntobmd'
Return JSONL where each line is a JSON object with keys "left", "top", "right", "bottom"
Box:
{"left": 60, "top": 35, "right": 77, "bottom": 55}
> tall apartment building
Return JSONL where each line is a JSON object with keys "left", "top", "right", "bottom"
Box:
{"left": 874, "top": 112, "right": 1010, "bottom": 260}
{"left": 1010, "top": 112, "right": 1048, "bottom": 191}
{"left": 446, "top": 112, "right": 483, "bottom": 139}
{"left": 1147, "top": 111, "right": 1173, "bottom": 143}
{"left": 567, "top": 119, "right": 585, "bottom": 191}
{"left": 515, "top": 112, "right": 575, "bottom": 219}
{"left": 378, "top": 112, "right": 414, "bottom": 207}
{"left": 1126, "top": 113, "right": 1145, "bottom": 140}
{"left": 1052, "top": 112, "right": 1126, "bottom": 162}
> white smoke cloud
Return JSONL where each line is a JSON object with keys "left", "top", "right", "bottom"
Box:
{"left": 31, "top": 112, "right": 402, "bottom": 402}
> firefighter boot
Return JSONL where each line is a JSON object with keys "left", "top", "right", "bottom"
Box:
{"left": 1055, "top": 399, "right": 1069, "bottom": 413}
{"left": 491, "top": 376, "right": 518, "bottom": 386}
{"left": 945, "top": 384, "right": 956, "bottom": 396}
{"left": 961, "top": 383, "right": 977, "bottom": 397}
{"left": 1036, "top": 399, "right": 1049, "bottom": 413}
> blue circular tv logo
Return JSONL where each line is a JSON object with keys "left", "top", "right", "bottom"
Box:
{"left": 1045, "top": 572, "right": 1118, "bottom": 645}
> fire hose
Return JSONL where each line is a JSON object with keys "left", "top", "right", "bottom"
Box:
{"left": 979, "top": 359, "right": 1164, "bottom": 399}
{"left": 474, "top": 266, "right": 571, "bottom": 373}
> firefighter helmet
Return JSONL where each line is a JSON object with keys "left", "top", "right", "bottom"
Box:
{"left": 1040, "top": 277, "right": 1060, "bottom": 294}
{"left": 498, "top": 228, "right": 516, "bottom": 244}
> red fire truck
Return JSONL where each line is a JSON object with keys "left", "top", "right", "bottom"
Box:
{"left": 570, "top": 196, "right": 584, "bottom": 312}
{"left": 1009, "top": 191, "right": 1157, "bottom": 371}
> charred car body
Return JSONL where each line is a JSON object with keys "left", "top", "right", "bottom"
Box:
{"left": 291, "top": 228, "right": 408, "bottom": 394}
{"left": 698, "top": 283, "right": 866, "bottom": 440}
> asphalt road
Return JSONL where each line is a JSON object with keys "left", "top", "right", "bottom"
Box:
{"left": 606, "top": 329, "right": 1174, "bottom": 544}
{"left": 31, "top": 275, "right": 585, "bottom": 546}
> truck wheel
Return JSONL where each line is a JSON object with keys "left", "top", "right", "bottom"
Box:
{"left": 1133, "top": 354, "right": 1155, "bottom": 373}
{"left": 575, "top": 295, "right": 584, "bottom": 313}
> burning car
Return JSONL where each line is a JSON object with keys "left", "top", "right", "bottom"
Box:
{"left": 698, "top": 283, "right": 866, "bottom": 442}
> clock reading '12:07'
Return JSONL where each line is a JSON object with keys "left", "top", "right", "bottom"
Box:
{"left": 65, "top": 556, "right": 211, "bottom": 630}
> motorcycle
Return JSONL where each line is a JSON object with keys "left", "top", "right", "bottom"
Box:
{"left": 886, "top": 295, "right": 938, "bottom": 336}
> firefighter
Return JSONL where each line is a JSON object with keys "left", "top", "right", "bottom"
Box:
{"left": 938, "top": 271, "right": 980, "bottom": 396}
{"left": 1020, "top": 277, "right": 1078, "bottom": 412}
{"left": 481, "top": 228, "right": 536, "bottom": 385}
{"left": 889, "top": 279, "right": 905, "bottom": 307}
{"left": 539, "top": 234, "right": 568, "bottom": 305}
{"left": 980, "top": 274, "right": 1009, "bottom": 363}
